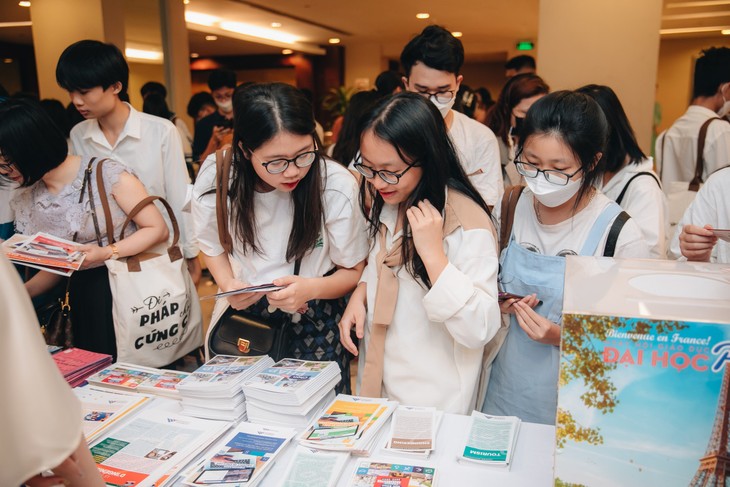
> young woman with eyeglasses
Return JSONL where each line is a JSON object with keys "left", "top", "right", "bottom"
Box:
{"left": 192, "top": 83, "right": 368, "bottom": 390}
{"left": 481, "top": 91, "right": 650, "bottom": 425}
{"left": 338, "top": 92, "right": 501, "bottom": 414}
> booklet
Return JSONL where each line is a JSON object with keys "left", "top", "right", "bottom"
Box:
{"left": 181, "top": 422, "right": 296, "bottom": 487}
{"left": 346, "top": 460, "right": 438, "bottom": 487}
{"left": 383, "top": 406, "right": 443, "bottom": 458}
{"left": 86, "top": 362, "right": 189, "bottom": 398}
{"left": 5, "top": 232, "right": 85, "bottom": 276}
{"left": 201, "top": 283, "right": 286, "bottom": 300}
{"left": 89, "top": 410, "right": 230, "bottom": 487}
{"left": 74, "top": 386, "right": 152, "bottom": 443}
{"left": 457, "top": 411, "right": 521, "bottom": 469}
{"left": 52, "top": 347, "right": 113, "bottom": 387}
{"left": 277, "top": 446, "right": 349, "bottom": 487}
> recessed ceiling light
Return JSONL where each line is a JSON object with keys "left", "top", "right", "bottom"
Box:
{"left": 205, "top": 35, "right": 218, "bottom": 41}
{"left": 452, "top": 31, "right": 463, "bottom": 38}
{"left": 18, "top": 1, "right": 31, "bottom": 7}
{"left": 4, "top": 58, "right": 13, "bottom": 63}
{"left": 271, "top": 22, "right": 282, "bottom": 28}
{"left": 183, "top": 0, "right": 189, "bottom": 4}
{"left": 723, "top": 29, "right": 730, "bottom": 34}
{"left": 282, "top": 49, "right": 293, "bottom": 55}
{"left": 190, "top": 52, "right": 200, "bottom": 58}
{"left": 416, "top": 12, "right": 430, "bottom": 19}
{"left": 328, "top": 37, "right": 341, "bottom": 44}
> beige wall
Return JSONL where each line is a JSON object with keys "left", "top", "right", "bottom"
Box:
{"left": 656, "top": 36, "right": 730, "bottom": 135}
{"left": 461, "top": 61, "right": 509, "bottom": 103}
{"left": 538, "top": 0, "right": 663, "bottom": 154}
{"left": 345, "top": 42, "right": 387, "bottom": 90}
{"left": 128, "top": 62, "right": 165, "bottom": 112}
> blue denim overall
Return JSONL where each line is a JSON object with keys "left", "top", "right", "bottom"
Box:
{"left": 482, "top": 202, "right": 622, "bottom": 424}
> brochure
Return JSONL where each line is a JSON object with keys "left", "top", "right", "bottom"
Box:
{"left": 74, "top": 386, "right": 152, "bottom": 442}
{"left": 86, "top": 362, "right": 189, "bottom": 398}
{"left": 457, "top": 411, "right": 520, "bottom": 469}
{"left": 384, "top": 407, "right": 443, "bottom": 458}
{"left": 52, "top": 347, "right": 113, "bottom": 387}
{"left": 277, "top": 446, "right": 349, "bottom": 487}
{"left": 89, "top": 410, "right": 230, "bottom": 487}
{"left": 346, "top": 460, "right": 438, "bottom": 487}
{"left": 5, "top": 232, "right": 85, "bottom": 276}
{"left": 201, "top": 284, "right": 286, "bottom": 300}
{"left": 181, "top": 422, "right": 296, "bottom": 487}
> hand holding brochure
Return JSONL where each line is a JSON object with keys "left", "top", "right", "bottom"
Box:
{"left": 5, "top": 232, "right": 86, "bottom": 276}
{"left": 458, "top": 411, "right": 521, "bottom": 469}
{"left": 202, "top": 283, "right": 286, "bottom": 300}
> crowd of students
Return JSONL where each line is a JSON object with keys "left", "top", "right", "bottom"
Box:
{"left": 2, "top": 23, "right": 730, "bottom": 487}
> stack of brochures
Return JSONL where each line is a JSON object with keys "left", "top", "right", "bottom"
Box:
{"left": 382, "top": 405, "right": 443, "bottom": 458}
{"left": 278, "top": 446, "right": 349, "bottom": 487}
{"left": 73, "top": 386, "right": 152, "bottom": 443}
{"left": 177, "top": 355, "right": 275, "bottom": 422}
{"left": 457, "top": 411, "right": 521, "bottom": 469}
{"left": 241, "top": 358, "right": 341, "bottom": 429}
{"left": 4, "top": 232, "right": 86, "bottom": 276}
{"left": 180, "top": 421, "right": 296, "bottom": 487}
{"left": 299, "top": 394, "right": 398, "bottom": 456}
{"left": 52, "top": 347, "right": 113, "bottom": 387}
{"left": 86, "top": 362, "right": 190, "bottom": 399}
{"left": 345, "top": 460, "right": 439, "bottom": 487}
{"left": 89, "top": 409, "right": 230, "bottom": 487}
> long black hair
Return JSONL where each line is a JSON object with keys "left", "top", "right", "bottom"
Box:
{"left": 359, "top": 92, "right": 490, "bottom": 287}
{"left": 332, "top": 90, "right": 383, "bottom": 167}
{"left": 229, "top": 83, "right": 323, "bottom": 262}
{"left": 516, "top": 90, "right": 608, "bottom": 206}
{"left": 576, "top": 84, "right": 646, "bottom": 173}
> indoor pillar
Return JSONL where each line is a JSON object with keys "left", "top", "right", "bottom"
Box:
{"left": 160, "top": 0, "right": 193, "bottom": 129}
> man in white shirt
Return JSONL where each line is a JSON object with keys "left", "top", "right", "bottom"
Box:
{"left": 55, "top": 40, "right": 200, "bottom": 282}
{"left": 656, "top": 47, "right": 730, "bottom": 187}
{"left": 400, "top": 25, "right": 503, "bottom": 208}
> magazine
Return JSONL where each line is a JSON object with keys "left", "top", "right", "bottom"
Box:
{"left": 89, "top": 410, "right": 230, "bottom": 487}
{"left": 181, "top": 422, "right": 296, "bottom": 487}
{"left": 277, "top": 446, "right": 349, "bottom": 487}
{"left": 5, "top": 232, "right": 85, "bottom": 276}
{"left": 346, "top": 460, "right": 438, "bottom": 487}
{"left": 457, "top": 411, "right": 520, "bottom": 469}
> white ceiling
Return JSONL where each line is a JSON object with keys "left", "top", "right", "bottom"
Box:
{"left": 1, "top": 0, "right": 729, "bottom": 61}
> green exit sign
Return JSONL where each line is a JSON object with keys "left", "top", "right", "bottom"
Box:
{"left": 516, "top": 41, "right": 534, "bottom": 51}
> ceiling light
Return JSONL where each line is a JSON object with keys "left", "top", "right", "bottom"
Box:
{"left": 416, "top": 13, "right": 430, "bottom": 19}
{"left": 219, "top": 21, "right": 299, "bottom": 43}
{"left": 190, "top": 52, "right": 200, "bottom": 58}
{"left": 18, "top": 1, "right": 31, "bottom": 7}
{"left": 282, "top": 49, "right": 293, "bottom": 55}
{"left": 667, "top": 0, "right": 730, "bottom": 7}
{"left": 4, "top": 58, "right": 13, "bottom": 63}
{"left": 183, "top": 0, "right": 189, "bottom": 4}
{"left": 328, "top": 37, "right": 341, "bottom": 44}
{"left": 723, "top": 29, "right": 730, "bottom": 34}
{"left": 0, "top": 21, "right": 32, "bottom": 27}
{"left": 125, "top": 47, "right": 163, "bottom": 62}
{"left": 663, "top": 11, "right": 730, "bottom": 20}
{"left": 271, "top": 22, "right": 282, "bottom": 28}
{"left": 660, "top": 25, "right": 730, "bottom": 34}
{"left": 184, "top": 11, "right": 219, "bottom": 26}
{"left": 452, "top": 31, "right": 463, "bottom": 38}
{"left": 205, "top": 35, "right": 218, "bottom": 41}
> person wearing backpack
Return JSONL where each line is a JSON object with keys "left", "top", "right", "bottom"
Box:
{"left": 482, "top": 91, "right": 650, "bottom": 425}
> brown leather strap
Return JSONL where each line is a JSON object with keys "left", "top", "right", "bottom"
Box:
{"left": 119, "top": 195, "right": 183, "bottom": 271}
{"left": 692, "top": 117, "right": 728, "bottom": 191}
{"left": 94, "top": 158, "right": 116, "bottom": 243}
{"left": 499, "top": 185, "right": 525, "bottom": 251}
{"left": 84, "top": 159, "right": 104, "bottom": 247}
{"left": 215, "top": 149, "right": 234, "bottom": 254}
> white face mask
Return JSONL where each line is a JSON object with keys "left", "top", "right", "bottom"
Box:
{"left": 216, "top": 99, "right": 233, "bottom": 113}
{"left": 718, "top": 89, "right": 730, "bottom": 118}
{"left": 430, "top": 96, "right": 455, "bottom": 118}
{"left": 526, "top": 174, "right": 583, "bottom": 208}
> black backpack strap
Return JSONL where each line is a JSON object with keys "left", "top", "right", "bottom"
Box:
{"left": 615, "top": 172, "right": 661, "bottom": 205}
{"left": 603, "top": 211, "right": 631, "bottom": 257}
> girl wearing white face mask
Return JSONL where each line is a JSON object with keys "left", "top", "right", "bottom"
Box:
{"left": 482, "top": 91, "right": 650, "bottom": 425}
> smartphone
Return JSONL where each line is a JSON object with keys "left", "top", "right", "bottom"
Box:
{"left": 498, "top": 291, "right": 525, "bottom": 302}
{"left": 216, "top": 118, "right": 233, "bottom": 130}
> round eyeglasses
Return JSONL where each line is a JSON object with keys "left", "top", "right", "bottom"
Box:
{"left": 514, "top": 160, "right": 583, "bottom": 186}
{"left": 353, "top": 157, "right": 418, "bottom": 185}
{"left": 414, "top": 89, "right": 456, "bottom": 104}
{"left": 252, "top": 150, "right": 318, "bottom": 175}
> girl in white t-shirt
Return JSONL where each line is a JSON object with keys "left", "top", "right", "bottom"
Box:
{"left": 482, "top": 91, "right": 650, "bottom": 425}
{"left": 578, "top": 84, "right": 668, "bottom": 258}
{"left": 192, "top": 83, "right": 368, "bottom": 391}
{"left": 339, "top": 93, "right": 501, "bottom": 414}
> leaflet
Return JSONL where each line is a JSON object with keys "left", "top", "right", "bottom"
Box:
{"left": 5, "top": 232, "right": 85, "bottom": 276}
{"left": 346, "top": 460, "right": 438, "bottom": 487}
{"left": 201, "top": 283, "right": 285, "bottom": 300}
{"left": 74, "top": 386, "right": 151, "bottom": 442}
{"left": 711, "top": 228, "right": 730, "bottom": 242}
{"left": 277, "top": 446, "right": 349, "bottom": 487}
{"left": 386, "top": 406, "right": 437, "bottom": 452}
{"left": 458, "top": 411, "right": 521, "bottom": 468}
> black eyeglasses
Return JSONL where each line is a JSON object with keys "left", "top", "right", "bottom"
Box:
{"left": 412, "top": 89, "right": 456, "bottom": 104}
{"left": 0, "top": 158, "right": 14, "bottom": 172}
{"left": 251, "top": 149, "right": 318, "bottom": 175}
{"left": 514, "top": 160, "right": 583, "bottom": 186}
{"left": 353, "top": 155, "right": 418, "bottom": 185}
